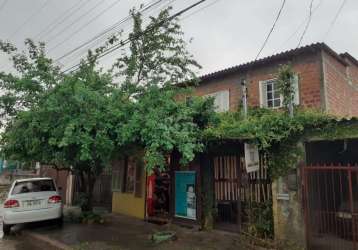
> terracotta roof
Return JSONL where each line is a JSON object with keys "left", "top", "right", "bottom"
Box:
{"left": 199, "top": 43, "right": 351, "bottom": 82}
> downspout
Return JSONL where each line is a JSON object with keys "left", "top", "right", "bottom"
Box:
{"left": 319, "top": 50, "right": 329, "bottom": 112}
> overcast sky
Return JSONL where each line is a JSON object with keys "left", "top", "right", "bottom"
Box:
{"left": 0, "top": 0, "right": 357, "bottom": 75}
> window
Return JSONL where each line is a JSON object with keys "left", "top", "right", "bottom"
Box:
{"left": 117, "top": 156, "right": 143, "bottom": 197}
{"left": 123, "top": 157, "right": 136, "bottom": 193}
{"left": 259, "top": 76, "right": 299, "bottom": 108}
{"left": 205, "top": 90, "right": 230, "bottom": 112}
{"left": 12, "top": 179, "right": 56, "bottom": 195}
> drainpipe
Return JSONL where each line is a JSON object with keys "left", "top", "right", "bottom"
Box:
{"left": 241, "top": 78, "right": 248, "bottom": 118}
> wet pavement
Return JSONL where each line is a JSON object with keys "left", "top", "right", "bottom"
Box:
{"left": 30, "top": 214, "right": 249, "bottom": 250}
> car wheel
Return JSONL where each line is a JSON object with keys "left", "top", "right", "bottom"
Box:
{"left": 3, "top": 224, "right": 12, "bottom": 235}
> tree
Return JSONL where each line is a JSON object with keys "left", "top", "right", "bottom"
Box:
{"left": 1, "top": 57, "right": 120, "bottom": 210}
{"left": 0, "top": 7, "right": 216, "bottom": 211}
{"left": 0, "top": 39, "right": 61, "bottom": 126}
{"left": 108, "top": 7, "right": 215, "bottom": 171}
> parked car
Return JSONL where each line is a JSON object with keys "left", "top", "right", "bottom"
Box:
{"left": 2, "top": 177, "right": 63, "bottom": 234}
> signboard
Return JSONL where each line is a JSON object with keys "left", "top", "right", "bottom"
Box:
{"left": 244, "top": 143, "right": 260, "bottom": 173}
{"left": 175, "top": 171, "right": 196, "bottom": 220}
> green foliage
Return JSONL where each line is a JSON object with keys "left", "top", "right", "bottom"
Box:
{"left": 204, "top": 108, "right": 347, "bottom": 178}
{"left": 112, "top": 7, "right": 201, "bottom": 94}
{"left": 0, "top": 39, "right": 61, "bottom": 124}
{"left": 115, "top": 86, "right": 216, "bottom": 171}
{"left": 248, "top": 200, "right": 274, "bottom": 239}
{"left": 80, "top": 211, "right": 105, "bottom": 224}
{"left": 0, "top": 6, "right": 216, "bottom": 205}
{"left": 277, "top": 64, "right": 295, "bottom": 112}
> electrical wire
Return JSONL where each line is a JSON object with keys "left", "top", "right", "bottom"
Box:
{"left": 297, "top": 0, "right": 314, "bottom": 48}
{"left": 45, "top": 0, "right": 106, "bottom": 44}
{"left": 254, "top": 0, "right": 286, "bottom": 60}
{"left": 322, "top": 0, "right": 347, "bottom": 40}
{"left": 8, "top": 0, "right": 51, "bottom": 40}
{"left": 62, "top": 0, "right": 208, "bottom": 73}
{"left": 54, "top": 0, "right": 166, "bottom": 62}
{"left": 34, "top": 0, "right": 87, "bottom": 41}
{"left": 273, "top": 0, "right": 323, "bottom": 53}
{"left": 58, "top": 0, "right": 176, "bottom": 69}
{"left": 181, "top": 0, "right": 223, "bottom": 21}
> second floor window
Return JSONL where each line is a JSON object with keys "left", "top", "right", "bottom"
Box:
{"left": 205, "top": 90, "right": 230, "bottom": 112}
{"left": 259, "top": 76, "right": 299, "bottom": 108}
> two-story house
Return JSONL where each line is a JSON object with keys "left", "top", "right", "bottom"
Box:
{"left": 111, "top": 43, "right": 358, "bottom": 249}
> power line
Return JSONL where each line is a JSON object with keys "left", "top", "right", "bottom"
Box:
{"left": 45, "top": 0, "right": 106, "bottom": 44}
{"left": 34, "top": 0, "right": 87, "bottom": 41}
{"left": 323, "top": 0, "right": 347, "bottom": 40}
{"left": 254, "top": 0, "right": 286, "bottom": 60}
{"left": 297, "top": 0, "right": 314, "bottom": 48}
{"left": 58, "top": 0, "right": 176, "bottom": 70}
{"left": 48, "top": 0, "right": 123, "bottom": 53}
{"left": 0, "top": 0, "right": 9, "bottom": 13}
{"left": 273, "top": 0, "right": 323, "bottom": 53}
{"left": 8, "top": 0, "right": 51, "bottom": 40}
{"left": 181, "top": 0, "right": 223, "bottom": 21}
{"left": 55, "top": 0, "right": 167, "bottom": 62}
{"left": 62, "top": 0, "right": 208, "bottom": 73}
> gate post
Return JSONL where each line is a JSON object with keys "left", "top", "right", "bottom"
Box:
{"left": 348, "top": 168, "right": 357, "bottom": 250}
{"left": 302, "top": 166, "right": 311, "bottom": 249}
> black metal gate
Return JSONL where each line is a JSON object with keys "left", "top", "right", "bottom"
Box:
{"left": 303, "top": 165, "right": 358, "bottom": 250}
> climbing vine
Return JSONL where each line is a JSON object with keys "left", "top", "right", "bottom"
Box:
{"left": 204, "top": 108, "right": 357, "bottom": 178}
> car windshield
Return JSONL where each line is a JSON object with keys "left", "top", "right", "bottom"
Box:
{"left": 12, "top": 180, "right": 56, "bottom": 195}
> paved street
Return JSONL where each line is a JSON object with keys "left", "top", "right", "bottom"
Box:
{"left": 0, "top": 237, "right": 34, "bottom": 250}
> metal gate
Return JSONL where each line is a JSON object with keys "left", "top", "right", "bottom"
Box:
{"left": 212, "top": 154, "right": 271, "bottom": 232}
{"left": 213, "top": 155, "right": 241, "bottom": 231}
{"left": 303, "top": 165, "right": 358, "bottom": 250}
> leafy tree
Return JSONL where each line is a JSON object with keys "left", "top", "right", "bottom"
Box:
{"left": 0, "top": 7, "right": 216, "bottom": 211}
{"left": 0, "top": 39, "right": 61, "bottom": 125}
{"left": 111, "top": 7, "right": 201, "bottom": 95}
{"left": 2, "top": 57, "right": 119, "bottom": 210}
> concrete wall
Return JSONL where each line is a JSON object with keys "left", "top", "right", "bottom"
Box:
{"left": 272, "top": 170, "right": 306, "bottom": 248}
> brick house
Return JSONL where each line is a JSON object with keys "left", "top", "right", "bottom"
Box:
{"left": 193, "top": 42, "right": 358, "bottom": 116}
{"left": 111, "top": 43, "right": 358, "bottom": 248}
{"left": 190, "top": 43, "right": 358, "bottom": 248}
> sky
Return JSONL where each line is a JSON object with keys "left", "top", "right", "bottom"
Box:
{"left": 0, "top": 0, "right": 357, "bottom": 75}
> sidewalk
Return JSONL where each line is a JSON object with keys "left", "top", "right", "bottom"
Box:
{"left": 28, "top": 213, "right": 252, "bottom": 250}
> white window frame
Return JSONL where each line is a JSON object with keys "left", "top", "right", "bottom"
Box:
{"left": 204, "top": 90, "right": 230, "bottom": 112}
{"left": 259, "top": 75, "right": 299, "bottom": 109}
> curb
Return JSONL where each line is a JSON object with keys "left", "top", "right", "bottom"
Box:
{"left": 23, "top": 230, "right": 71, "bottom": 250}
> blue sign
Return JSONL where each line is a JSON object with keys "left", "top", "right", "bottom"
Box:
{"left": 175, "top": 171, "right": 196, "bottom": 220}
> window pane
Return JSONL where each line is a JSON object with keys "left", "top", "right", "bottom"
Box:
{"left": 274, "top": 99, "right": 281, "bottom": 107}
{"left": 267, "top": 92, "right": 273, "bottom": 100}
{"left": 125, "top": 158, "right": 136, "bottom": 193}
{"left": 274, "top": 91, "right": 280, "bottom": 99}
{"left": 267, "top": 100, "right": 273, "bottom": 107}
{"left": 12, "top": 180, "right": 56, "bottom": 194}
{"left": 266, "top": 84, "right": 272, "bottom": 91}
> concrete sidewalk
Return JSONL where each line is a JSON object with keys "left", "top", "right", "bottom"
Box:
{"left": 28, "top": 213, "right": 252, "bottom": 250}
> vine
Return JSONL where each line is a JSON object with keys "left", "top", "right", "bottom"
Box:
{"left": 204, "top": 108, "right": 356, "bottom": 178}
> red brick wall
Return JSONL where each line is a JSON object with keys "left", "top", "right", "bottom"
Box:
{"left": 323, "top": 52, "right": 358, "bottom": 117}
{"left": 246, "top": 53, "right": 323, "bottom": 110}
{"left": 195, "top": 52, "right": 324, "bottom": 111}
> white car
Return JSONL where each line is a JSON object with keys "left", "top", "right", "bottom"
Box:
{"left": 2, "top": 177, "right": 63, "bottom": 234}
